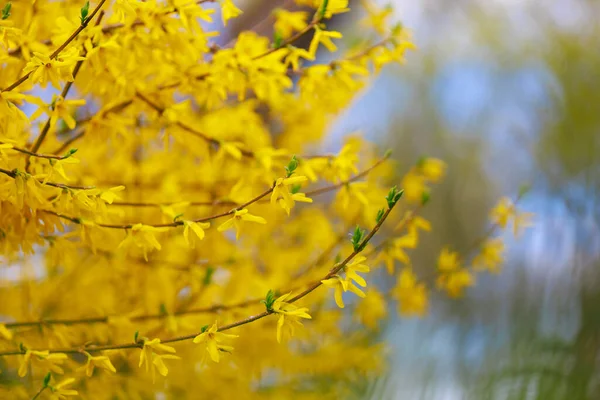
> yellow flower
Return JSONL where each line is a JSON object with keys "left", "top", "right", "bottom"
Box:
{"left": 0, "top": 92, "right": 28, "bottom": 121}
{"left": 78, "top": 352, "right": 117, "bottom": 377}
{"left": 418, "top": 158, "right": 447, "bottom": 183}
{"left": 272, "top": 292, "right": 312, "bottom": 343}
{"left": 193, "top": 322, "right": 238, "bottom": 363}
{"left": 343, "top": 256, "right": 370, "bottom": 288}
{"left": 217, "top": 208, "right": 266, "bottom": 240}
{"left": 393, "top": 268, "right": 428, "bottom": 317}
{"left": 361, "top": 3, "right": 393, "bottom": 34}
{"left": 437, "top": 247, "right": 461, "bottom": 273}
{"left": 221, "top": 0, "right": 242, "bottom": 26}
{"left": 309, "top": 28, "right": 343, "bottom": 56}
{"left": 220, "top": 141, "right": 244, "bottom": 160}
{"left": 150, "top": 353, "right": 181, "bottom": 382}
{"left": 473, "top": 238, "right": 505, "bottom": 273}
{"left": 138, "top": 338, "right": 176, "bottom": 375}
{"left": 271, "top": 175, "right": 312, "bottom": 215}
{"left": 401, "top": 170, "right": 427, "bottom": 204}
{"left": 183, "top": 220, "right": 211, "bottom": 248}
{"left": 513, "top": 211, "right": 534, "bottom": 237}
{"left": 284, "top": 46, "right": 315, "bottom": 71}
{"left": 437, "top": 269, "right": 475, "bottom": 298}
{"left": 99, "top": 186, "right": 125, "bottom": 204}
{"left": 48, "top": 377, "right": 78, "bottom": 399}
{"left": 320, "top": 0, "right": 350, "bottom": 19}
{"left": 113, "top": 0, "right": 137, "bottom": 23}
{"left": 18, "top": 350, "right": 68, "bottom": 377}
{"left": 118, "top": 224, "right": 168, "bottom": 261}
{"left": 31, "top": 95, "right": 86, "bottom": 133}
{"left": 43, "top": 157, "right": 80, "bottom": 183}
{"left": 378, "top": 232, "right": 417, "bottom": 274}
{"left": 490, "top": 197, "right": 533, "bottom": 236}
{"left": 355, "top": 289, "right": 387, "bottom": 329}
{"left": 490, "top": 197, "right": 514, "bottom": 229}
{"left": 0, "top": 324, "right": 12, "bottom": 340}
{"left": 321, "top": 274, "right": 366, "bottom": 309}
{"left": 273, "top": 9, "right": 308, "bottom": 39}
{"left": 23, "top": 50, "right": 85, "bottom": 90}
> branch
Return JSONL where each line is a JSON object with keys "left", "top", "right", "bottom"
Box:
{"left": 0, "top": 187, "right": 398, "bottom": 356}
{"left": 36, "top": 153, "right": 390, "bottom": 229}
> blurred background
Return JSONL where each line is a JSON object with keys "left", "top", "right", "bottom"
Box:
{"left": 342, "top": 0, "right": 600, "bottom": 398}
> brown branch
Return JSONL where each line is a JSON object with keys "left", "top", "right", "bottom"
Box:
{"left": 36, "top": 153, "right": 390, "bottom": 229}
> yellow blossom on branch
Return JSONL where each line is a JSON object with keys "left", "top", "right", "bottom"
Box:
{"left": 48, "top": 377, "right": 79, "bottom": 399}
{"left": 272, "top": 292, "right": 312, "bottom": 343}
{"left": 78, "top": 352, "right": 117, "bottom": 377}
{"left": 193, "top": 322, "right": 238, "bottom": 363}
{"left": 18, "top": 350, "right": 68, "bottom": 377}
{"left": 22, "top": 50, "right": 85, "bottom": 90}
{"left": 217, "top": 208, "right": 266, "bottom": 240}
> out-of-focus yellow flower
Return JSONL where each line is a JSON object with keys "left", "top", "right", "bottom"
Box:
{"left": 418, "top": 158, "right": 447, "bottom": 183}
{"left": 18, "top": 350, "right": 68, "bottom": 377}
{"left": 393, "top": 268, "right": 428, "bottom": 317}
{"left": 118, "top": 224, "right": 169, "bottom": 261}
{"left": 273, "top": 9, "right": 308, "bottom": 39}
{"left": 217, "top": 208, "right": 266, "bottom": 240}
{"left": 437, "top": 247, "right": 461, "bottom": 273}
{"left": 221, "top": 0, "right": 242, "bottom": 26}
{"left": 183, "top": 220, "right": 211, "bottom": 248}
{"left": 473, "top": 238, "right": 505, "bottom": 273}
{"left": 78, "top": 352, "right": 117, "bottom": 377}
{"left": 490, "top": 197, "right": 534, "bottom": 236}
{"left": 437, "top": 269, "right": 475, "bottom": 298}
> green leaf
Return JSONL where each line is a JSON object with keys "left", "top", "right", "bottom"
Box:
{"left": 203, "top": 266, "right": 214, "bottom": 286}
{"left": 43, "top": 372, "right": 51, "bottom": 387}
{"left": 200, "top": 324, "right": 209, "bottom": 333}
{"left": 290, "top": 183, "right": 301, "bottom": 194}
{"left": 133, "top": 330, "right": 139, "bottom": 343}
{"left": 159, "top": 303, "right": 168, "bottom": 316}
{"left": 284, "top": 155, "right": 299, "bottom": 177}
{"left": 80, "top": 0, "right": 89, "bottom": 24}
{"left": 1, "top": 2, "right": 11, "bottom": 20}
{"left": 350, "top": 225, "right": 365, "bottom": 252}
{"left": 385, "top": 186, "right": 404, "bottom": 208}
{"left": 172, "top": 213, "right": 184, "bottom": 222}
{"left": 375, "top": 208, "right": 385, "bottom": 224}
{"left": 421, "top": 190, "right": 430, "bottom": 205}
{"left": 63, "top": 148, "right": 78, "bottom": 159}
{"left": 273, "top": 31, "right": 283, "bottom": 49}
{"left": 260, "top": 289, "right": 276, "bottom": 312}
{"left": 319, "top": 0, "right": 329, "bottom": 18}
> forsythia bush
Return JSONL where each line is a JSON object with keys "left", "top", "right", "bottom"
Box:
{"left": 0, "top": 0, "right": 532, "bottom": 398}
